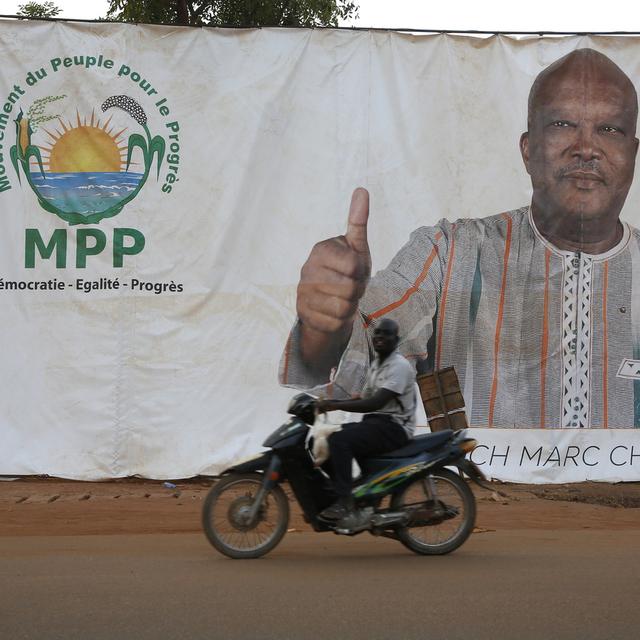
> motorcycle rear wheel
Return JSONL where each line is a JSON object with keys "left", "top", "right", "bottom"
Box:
{"left": 202, "top": 473, "right": 289, "bottom": 559}
{"left": 391, "top": 469, "right": 475, "bottom": 555}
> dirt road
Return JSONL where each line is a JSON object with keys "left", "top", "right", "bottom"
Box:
{"left": 1, "top": 478, "right": 640, "bottom": 639}
{"left": 2, "top": 477, "right": 640, "bottom": 536}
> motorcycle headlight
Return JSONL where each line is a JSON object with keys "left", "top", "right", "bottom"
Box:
{"left": 459, "top": 438, "right": 478, "bottom": 454}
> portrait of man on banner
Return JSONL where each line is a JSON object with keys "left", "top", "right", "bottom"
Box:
{"left": 280, "top": 47, "right": 640, "bottom": 430}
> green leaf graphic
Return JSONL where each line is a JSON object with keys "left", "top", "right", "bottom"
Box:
{"left": 149, "top": 135, "right": 165, "bottom": 179}
{"left": 126, "top": 133, "right": 148, "bottom": 171}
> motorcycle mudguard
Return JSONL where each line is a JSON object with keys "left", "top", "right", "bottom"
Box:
{"left": 224, "top": 451, "right": 272, "bottom": 474}
{"left": 457, "top": 458, "right": 491, "bottom": 489}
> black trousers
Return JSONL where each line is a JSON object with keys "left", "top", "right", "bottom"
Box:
{"left": 328, "top": 414, "right": 409, "bottom": 497}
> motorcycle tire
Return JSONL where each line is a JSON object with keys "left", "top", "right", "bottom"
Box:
{"left": 202, "top": 472, "right": 290, "bottom": 559}
{"left": 391, "top": 468, "right": 476, "bottom": 555}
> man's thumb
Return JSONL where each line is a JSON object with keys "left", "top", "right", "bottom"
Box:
{"left": 345, "top": 187, "right": 370, "bottom": 254}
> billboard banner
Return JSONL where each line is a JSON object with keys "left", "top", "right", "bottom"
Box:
{"left": 467, "top": 429, "right": 640, "bottom": 483}
{"left": 1, "top": 19, "right": 640, "bottom": 481}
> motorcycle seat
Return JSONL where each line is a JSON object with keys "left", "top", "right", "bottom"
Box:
{"left": 374, "top": 430, "right": 454, "bottom": 459}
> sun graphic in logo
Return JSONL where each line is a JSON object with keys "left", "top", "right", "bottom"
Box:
{"left": 40, "top": 111, "right": 128, "bottom": 174}
{"left": 10, "top": 95, "right": 165, "bottom": 225}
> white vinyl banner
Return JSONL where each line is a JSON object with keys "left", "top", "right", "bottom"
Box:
{"left": 2, "top": 20, "right": 640, "bottom": 481}
{"left": 466, "top": 429, "right": 640, "bottom": 483}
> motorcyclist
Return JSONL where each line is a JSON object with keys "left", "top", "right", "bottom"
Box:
{"left": 315, "top": 318, "right": 417, "bottom": 520}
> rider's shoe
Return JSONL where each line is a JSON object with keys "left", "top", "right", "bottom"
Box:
{"left": 336, "top": 507, "right": 374, "bottom": 533}
{"left": 318, "top": 496, "right": 353, "bottom": 520}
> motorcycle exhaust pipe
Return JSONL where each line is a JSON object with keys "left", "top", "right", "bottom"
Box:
{"left": 370, "top": 511, "right": 409, "bottom": 528}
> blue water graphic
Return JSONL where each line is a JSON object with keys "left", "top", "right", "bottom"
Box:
{"left": 30, "top": 172, "right": 144, "bottom": 214}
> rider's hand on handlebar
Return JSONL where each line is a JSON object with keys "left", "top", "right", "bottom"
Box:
{"left": 317, "top": 399, "right": 342, "bottom": 414}
{"left": 315, "top": 399, "right": 330, "bottom": 414}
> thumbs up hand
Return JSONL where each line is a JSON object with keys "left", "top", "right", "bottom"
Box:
{"left": 344, "top": 186, "right": 371, "bottom": 259}
{"left": 296, "top": 188, "right": 372, "bottom": 373}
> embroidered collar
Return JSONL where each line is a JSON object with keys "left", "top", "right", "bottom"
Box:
{"left": 527, "top": 205, "right": 630, "bottom": 261}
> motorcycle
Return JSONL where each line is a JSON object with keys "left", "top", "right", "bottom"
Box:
{"left": 202, "top": 394, "right": 487, "bottom": 559}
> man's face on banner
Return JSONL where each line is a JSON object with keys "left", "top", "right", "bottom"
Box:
{"left": 521, "top": 59, "right": 639, "bottom": 223}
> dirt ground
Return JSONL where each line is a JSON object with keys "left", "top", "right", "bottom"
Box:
{"left": 1, "top": 476, "right": 639, "bottom": 536}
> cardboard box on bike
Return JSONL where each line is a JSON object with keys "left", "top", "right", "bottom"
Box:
{"left": 417, "top": 367, "right": 468, "bottom": 432}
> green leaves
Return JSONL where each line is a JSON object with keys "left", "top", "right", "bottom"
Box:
{"left": 126, "top": 129, "right": 165, "bottom": 179}
{"left": 17, "top": 2, "right": 61, "bottom": 18}
{"left": 9, "top": 146, "right": 21, "bottom": 184}
{"left": 149, "top": 136, "right": 166, "bottom": 179}
{"left": 104, "top": 95, "right": 162, "bottom": 178}
{"left": 126, "top": 133, "right": 148, "bottom": 172}
{"left": 10, "top": 111, "right": 44, "bottom": 183}
{"left": 106, "top": 0, "right": 359, "bottom": 27}
{"left": 25, "top": 145, "right": 46, "bottom": 178}
{"left": 10, "top": 144, "right": 45, "bottom": 184}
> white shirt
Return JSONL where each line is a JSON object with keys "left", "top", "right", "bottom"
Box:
{"left": 362, "top": 350, "right": 417, "bottom": 437}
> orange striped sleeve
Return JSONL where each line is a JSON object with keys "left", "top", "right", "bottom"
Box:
{"left": 365, "top": 231, "right": 443, "bottom": 326}
{"left": 540, "top": 248, "right": 551, "bottom": 428}
{"left": 436, "top": 224, "right": 457, "bottom": 369}
{"left": 488, "top": 213, "right": 513, "bottom": 427}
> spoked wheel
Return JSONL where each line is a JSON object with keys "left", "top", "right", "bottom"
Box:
{"left": 391, "top": 469, "right": 476, "bottom": 555}
{"left": 202, "top": 473, "right": 289, "bottom": 559}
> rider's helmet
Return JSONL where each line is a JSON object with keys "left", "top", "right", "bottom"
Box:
{"left": 287, "top": 393, "right": 316, "bottom": 425}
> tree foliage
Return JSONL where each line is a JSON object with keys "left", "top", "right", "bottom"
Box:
{"left": 105, "top": 0, "right": 358, "bottom": 27}
{"left": 16, "top": 1, "right": 61, "bottom": 18}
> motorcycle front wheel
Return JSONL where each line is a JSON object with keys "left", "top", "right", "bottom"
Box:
{"left": 202, "top": 473, "right": 289, "bottom": 559}
{"left": 391, "top": 468, "right": 476, "bottom": 555}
